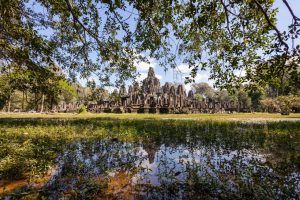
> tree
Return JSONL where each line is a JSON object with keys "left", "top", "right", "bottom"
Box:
{"left": 58, "top": 79, "right": 77, "bottom": 104}
{"left": 277, "top": 95, "right": 300, "bottom": 115}
{"left": 215, "top": 90, "right": 231, "bottom": 102}
{"left": 192, "top": 83, "right": 215, "bottom": 99}
{"left": 109, "top": 89, "right": 120, "bottom": 103}
{"left": 178, "top": 1, "right": 300, "bottom": 91}
{"left": 194, "top": 93, "right": 203, "bottom": 101}
{"left": 87, "top": 80, "right": 109, "bottom": 104}
{"left": 0, "top": 63, "right": 29, "bottom": 112}
{"left": 249, "top": 89, "right": 266, "bottom": 112}
{"left": 0, "top": 75, "right": 13, "bottom": 111}
{"left": 260, "top": 98, "right": 280, "bottom": 113}
{"left": 237, "top": 89, "right": 252, "bottom": 111}
{"left": 1, "top": 0, "right": 299, "bottom": 89}
{"left": 250, "top": 55, "right": 300, "bottom": 96}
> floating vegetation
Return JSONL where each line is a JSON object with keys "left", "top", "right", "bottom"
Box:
{"left": 0, "top": 118, "right": 299, "bottom": 199}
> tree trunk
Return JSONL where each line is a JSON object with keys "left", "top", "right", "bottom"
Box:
{"left": 7, "top": 97, "right": 11, "bottom": 113}
{"left": 279, "top": 68, "right": 285, "bottom": 96}
{"left": 22, "top": 91, "right": 25, "bottom": 111}
{"left": 35, "top": 93, "right": 39, "bottom": 112}
{"left": 40, "top": 94, "right": 45, "bottom": 113}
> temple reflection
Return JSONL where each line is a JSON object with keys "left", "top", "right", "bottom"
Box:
{"left": 41, "top": 136, "right": 299, "bottom": 199}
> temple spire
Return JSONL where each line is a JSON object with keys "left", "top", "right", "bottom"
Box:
{"left": 148, "top": 67, "right": 155, "bottom": 77}
{"left": 142, "top": 67, "right": 160, "bottom": 94}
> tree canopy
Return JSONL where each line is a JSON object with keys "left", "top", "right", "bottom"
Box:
{"left": 1, "top": 0, "right": 299, "bottom": 89}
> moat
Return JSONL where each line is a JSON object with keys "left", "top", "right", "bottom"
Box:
{"left": 0, "top": 119, "right": 299, "bottom": 199}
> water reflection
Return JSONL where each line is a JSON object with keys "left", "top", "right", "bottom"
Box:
{"left": 1, "top": 120, "right": 299, "bottom": 199}
{"left": 42, "top": 139, "right": 299, "bottom": 199}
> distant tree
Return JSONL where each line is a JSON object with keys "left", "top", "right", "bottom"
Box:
{"left": 249, "top": 89, "right": 266, "bottom": 112}
{"left": 0, "top": 75, "right": 13, "bottom": 111}
{"left": 73, "top": 84, "right": 91, "bottom": 105}
{"left": 277, "top": 95, "right": 300, "bottom": 115}
{"left": 77, "top": 104, "right": 87, "bottom": 114}
{"left": 58, "top": 80, "right": 77, "bottom": 104}
{"left": 192, "top": 83, "right": 215, "bottom": 99}
{"left": 109, "top": 89, "right": 120, "bottom": 103}
{"left": 237, "top": 89, "right": 252, "bottom": 111}
{"left": 194, "top": 93, "right": 203, "bottom": 101}
{"left": 87, "top": 80, "right": 109, "bottom": 104}
{"left": 260, "top": 98, "right": 280, "bottom": 113}
{"left": 215, "top": 90, "right": 231, "bottom": 102}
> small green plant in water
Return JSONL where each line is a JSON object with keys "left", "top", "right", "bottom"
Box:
{"left": 0, "top": 118, "right": 299, "bottom": 199}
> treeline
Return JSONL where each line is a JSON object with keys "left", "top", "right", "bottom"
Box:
{"left": 0, "top": 65, "right": 110, "bottom": 113}
{"left": 192, "top": 82, "right": 300, "bottom": 114}
{"left": 1, "top": 65, "right": 300, "bottom": 114}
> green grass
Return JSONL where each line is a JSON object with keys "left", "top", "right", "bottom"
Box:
{"left": 1, "top": 112, "right": 300, "bottom": 121}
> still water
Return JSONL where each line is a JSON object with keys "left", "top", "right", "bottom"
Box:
{"left": 1, "top": 119, "right": 300, "bottom": 199}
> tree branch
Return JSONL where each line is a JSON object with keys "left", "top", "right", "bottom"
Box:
{"left": 253, "top": 0, "right": 289, "bottom": 51}
{"left": 64, "top": 0, "right": 104, "bottom": 50}
{"left": 220, "top": 0, "right": 234, "bottom": 39}
{"left": 111, "top": 9, "right": 129, "bottom": 33}
{"left": 282, "top": 0, "right": 300, "bottom": 24}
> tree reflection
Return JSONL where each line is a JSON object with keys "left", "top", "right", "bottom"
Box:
{"left": 42, "top": 122, "right": 299, "bottom": 199}
{"left": 1, "top": 119, "right": 299, "bottom": 199}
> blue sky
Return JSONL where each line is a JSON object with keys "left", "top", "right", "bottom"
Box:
{"left": 31, "top": 0, "right": 300, "bottom": 92}
{"left": 98, "top": 0, "right": 300, "bottom": 92}
{"left": 129, "top": 0, "right": 300, "bottom": 93}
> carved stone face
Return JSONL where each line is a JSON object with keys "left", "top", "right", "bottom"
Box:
{"left": 188, "top": 90, "right": 194, "bottom": 98}
{"left": 170, "top": 86, "right": 175, "bottom": 95}
{"left": 133, "top": 82, "right": 139, "bottom": 92}
{"left": 142, "top": 67, "right": 160, "bottom": 94}
{"left": 163, "top": 82, "right": 170, "bottom": 93}
{"left": 177, "top": 85, "right": 184, "bottom": 95}
{"left": 148, "top": 67, "right": 155, "bottom": 77}
{"left": 128, "top": 85, "right": 133, "bottom": 93}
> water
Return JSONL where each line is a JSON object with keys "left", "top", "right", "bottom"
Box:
{"left": 46, "top": 135, "right": 299, "bottom": 198}
{"left": 1, "top": 119, "right": 299, "bottom": 199}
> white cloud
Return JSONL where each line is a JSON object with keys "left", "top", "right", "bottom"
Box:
{"left": 135, "top": 58, "right": 156, "bottom": 72}
{"left": 176, "top": 64, "right": 191, "bottom": 74}
{"left": 104, "top": 86, "right": 116, "bottom": 93}
{"left": 183, "top": 71, "right": 214, "bottom": 92}
{"left": 194, "top": 73, "right": 209, "bottom": 82}
{"left": 136, "top": 72, "right": 147, "bottom": 82}
{"left": 184, "top": 84, "right": 192, "bottom": 92}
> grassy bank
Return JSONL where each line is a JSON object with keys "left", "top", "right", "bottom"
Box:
{"left": 0, "top": 112, "right": 300, "bottom": 121}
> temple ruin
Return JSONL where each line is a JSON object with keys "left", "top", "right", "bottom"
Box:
{"left": 88, "top": 67, "right": 246, "bottom": 114}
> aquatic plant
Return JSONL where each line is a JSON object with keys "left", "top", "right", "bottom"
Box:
{"left": 0, "top": 118, "right": 299, "bottom": 198}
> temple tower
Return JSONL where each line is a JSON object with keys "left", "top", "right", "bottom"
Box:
{"left": 142, "top": 67, "right": 161, "bottom": 94}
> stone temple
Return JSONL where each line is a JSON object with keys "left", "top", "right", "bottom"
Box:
{"left": 88, "top": 67, "right": 244, "bottom": 113}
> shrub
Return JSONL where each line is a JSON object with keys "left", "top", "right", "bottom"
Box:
{"left": 260, "top": 98, "right": 280, "bottom": 113}
{"left": 77, "top": 104, "right": 87, "bottom": 114}
{"left": 277, "top": 95, "right": 300, "bottom": 115}
{"left": 260, "top": 96, "right": 300, "bottom": 115}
